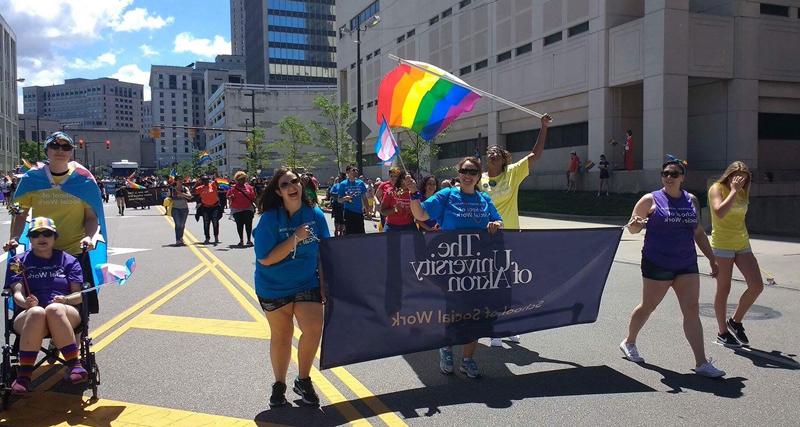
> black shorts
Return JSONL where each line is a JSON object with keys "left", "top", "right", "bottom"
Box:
{"left": 600, "top": 169, "right": 610, "bottom": 179}
{"left": 344, "top": 209, "right": 365, "bottom": 234}
{"left": 258, "top": 288, "right": 322, "bottom": 312}
{"left": 641, "top": 257, "right": 699, "bottom": 281}
{"left": 332, "top": 204, "right": 344, "bottom": 225}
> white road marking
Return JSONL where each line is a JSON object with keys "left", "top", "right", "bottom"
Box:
{"left": 107, "top": 247, "right": 150, "bottom": 257}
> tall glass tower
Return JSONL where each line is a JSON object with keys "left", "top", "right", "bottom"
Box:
{"left": 244, "top": 0, "right": 337, "bottom": 85}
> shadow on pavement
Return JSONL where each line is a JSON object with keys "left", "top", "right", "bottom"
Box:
{"left": 731, "top": 347, "right": 799, "bottom": 370}
{"left": 254, "top": 401, "right": 343, "bottom": 426}
{"left": 0, "top": 391, "right": 123, "bottom": 426}
{"left": 638, "top": 362, "right": 747, "bottom": 398}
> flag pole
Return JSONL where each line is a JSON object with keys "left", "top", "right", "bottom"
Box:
{"left": 387, "top": 54, "right": 547, "bottom": 119}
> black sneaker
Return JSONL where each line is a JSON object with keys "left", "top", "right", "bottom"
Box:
{"left": 727, "top": 318, "right": 749, "bottom": 346}
{"left": 269, "top": 381, "right": 288, "bottom": 407}
{"left": 716, "top": 332, "right": 742, "bottom": 348}
{"left": 293, "top": 377, "right": 320, "bottom": 406}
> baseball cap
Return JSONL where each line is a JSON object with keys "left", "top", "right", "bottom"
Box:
{"left": 44, "top": 131, "right": 76, "bottom": 147}
{"left": 29, "top": 217, "right": 57, "bottom": 233}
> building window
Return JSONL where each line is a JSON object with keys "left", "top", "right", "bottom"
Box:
{"left": 544, "top": 31, "right": 562, "bottom": 46}
{"left": 568, "top": 21, "right": 589, "bottom": 37}
{"left": 406, "top": 29, "right": 415, "bottom": 38}
{"left": 459, "top": 0, "right": 471, "bottom": 8}
{"left": 515, "top": 42, "right": 532, "bottom": 56}
{"left": 759, "top": 113, "right": 800, "bottom": 139}
{"left": 459, "top": 65, "right": 472, "bottom": 75}
{"left": 760, "top": 3, "right": 789, "bottom": 17}
{"left": 429, "top": 15, "right": 439, "bottom": 26}
{"left": 474, "top": 59, "right": 488, "bottom": 70}
{"left": 397, "top": 34, "right": 405, "bottom": 43}
{"left": 441, "top": 8, "right": 452, "bottom": 19}
{"left": 497, "top": 50, "right": 512, "bottom": 63}
{"left": 437, "top": 138, "right": 478, "bottom": 159}
{"left": 505, "top": 122, "right": 588, "bottom": 151}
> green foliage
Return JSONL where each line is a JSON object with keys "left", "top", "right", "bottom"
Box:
{"left": 19, "top": 140, "right": 44, "bottom": 163}
{"left": 242, "top": 127, "right": 271, "bottom": 177}
{"left": 272, "top": 116, "right": 322, "bottom": 172}
{"left": 397, "top": 129, "right": 444, "bottom": 180}
{"left": 311, "top": 95, "right": 355, "bottom": 173}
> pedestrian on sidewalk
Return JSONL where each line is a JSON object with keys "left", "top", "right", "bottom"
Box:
{"left": 620, "top": 156, "right": 725, "bottom": 378}
{"left": 114, "top": 180, "right": 127, "bottom": 216}
{"left": 708, "top": 161, "right": 763, "bottom": 348}
{"left": 407, "top": 157, "right": 503, "bottom": 379}
{"left": 567, "top": 151, "right": 580, "bottom": 192}
{"left": 227, "top": 171, "right": 257, "bottom": 247}
{"left": 597, "top": 154, "right": 610, "bottom": 197}
{"left": 624, "top": 129, "right": 634, "bottom": 171}
{"left": 170, "top": 176, "right": 193, "bottom": 246}
{"left": 194, "top": 176, "right": 221, "bottom": 245}
{"left": 253, "top": 168, "right": 329, "bottom": 407}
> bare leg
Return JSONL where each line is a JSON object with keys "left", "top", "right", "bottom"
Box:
{"left": 13, "top": 307, "right": 48, "bottom": 352}
{"left": 731, "top": 252, "right": 764, "bottom": 322}
{"left": 713, "top": 257, "right": 735, "bottom": 334}
{"left": 462, "top": 341, "right": 478, "bottom": 358}
{"left": 293, "top": 302, "right": 323, "bottom": 379}
{"left": 625, "top": 279, "right": 671, "bottom": 343}
{"left": 44, "top": 304, "right": 81, "bottom": 348}
{"left": 265, "top": 304, "right": 295, "bottom": 383}
{"left": 672, "top": 274, "right": 706, "bottom": 367}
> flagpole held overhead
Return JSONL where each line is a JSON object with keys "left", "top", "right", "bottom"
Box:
{"left": 387, "top": 54, "right": 548, "bottom": 120}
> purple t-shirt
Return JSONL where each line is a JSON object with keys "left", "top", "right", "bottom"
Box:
{"left": 5, "top": 250, "right": 83, "bottom": 307}
{"left": 642, "top": 190, "right": 698, "bottom": 269}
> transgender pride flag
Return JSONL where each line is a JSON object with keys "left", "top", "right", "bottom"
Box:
{"left": 374, "top": 117, "right": 398, "bottom": 163}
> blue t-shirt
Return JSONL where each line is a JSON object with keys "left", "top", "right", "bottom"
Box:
{"left": 328, "top": 183, "right": 340, "bottom": 207}
{"left": 5, "top": 250, "right": 83, "bottom": 308}
{"left": 339, "top": 179, "right": 367, "bottom": 213}
{"left": 421, "top": 187, "right": 502, "bottom": 231}
{"left": 253, "top": 204, "right": 331, "bottom": 298}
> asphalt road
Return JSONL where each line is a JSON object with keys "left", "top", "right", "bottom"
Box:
{"left": 1, "top": 198, "right": 798, "bottom": 426}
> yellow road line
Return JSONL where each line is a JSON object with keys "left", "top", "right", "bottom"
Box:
{"left": 177, "top": 221, "right": 408, "bottom": 427}
{"left": 130, "top": 313, "right": 269, "bottom": 340}
{"left": 91, "top": 263, "right": 205, "bottom": 338}
{"left": 91, "top": 267, "right": 209, "bottom": 353}
{"left": 32, "top": 366, "right": 65, "bottom": 393}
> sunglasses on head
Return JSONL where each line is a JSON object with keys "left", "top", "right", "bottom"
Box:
{"left": 28, "top": 230, "right": 55, "bottom": 238}
{"left": 661, "top": 170, "right": 682, "bottom": 178}
{"left": 47, "top": 142, "right": 74, "bottom": 151}
{"left": 458, "top": 168, "right": 480, "bottom": 176}
{"left": 279, "top": 177, "right": 301, "bottom": 189}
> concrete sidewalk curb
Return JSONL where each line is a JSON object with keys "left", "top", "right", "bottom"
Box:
{"left": 520, "top": 211, "right": 629, "bottom": 225}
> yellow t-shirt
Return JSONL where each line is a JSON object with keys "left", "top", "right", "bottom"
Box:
{"left": 709, "top": 182, "right": 750, "bottom": 250}
{"left": 16, "top": 169, "right": 90, "bottom": 255}
{"left": 480, "top": 157, "right": 530, "bottom": 229}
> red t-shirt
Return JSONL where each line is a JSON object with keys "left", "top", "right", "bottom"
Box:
{"left": 381, "top": 188, "right": 414, "bottom": 226}
{"left": 569, "top": 156, "right": 580, "bottom": 173}
{"left": 377, "top": 181, "right": 394, "bottom": 202}
{"left": 195, "top": 182, "right": 219, "bottom": 207}
{"left": 227, "top": 183, "right": 256, "bottom": 209}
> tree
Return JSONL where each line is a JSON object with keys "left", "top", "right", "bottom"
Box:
{"left": 310, "top": 95, "right": 355, "bottom": 173}
{"left": 19, "top": 140, "right": 44, "bottom": 163}
{"left": 272, "top": 116, "right": 323, "bottom": 171}
{"left": 397, "top": 129, "right": 447, "bottom": 180}
{"left": 242, "top": 127, "right": 271, "bottom": 177}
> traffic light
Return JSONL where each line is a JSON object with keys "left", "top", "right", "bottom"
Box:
{"left": 78, "top": 139, "right": 84, "bottom": 149}
{"left": 105, "top": 139, "right": 111, "bottom": 150}
{"left": 150, "top": 127, "right": 162, "bottom": 138}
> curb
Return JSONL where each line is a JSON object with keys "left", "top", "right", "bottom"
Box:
{"left": 519, "top": 211, "right": 629, "bottom": 225}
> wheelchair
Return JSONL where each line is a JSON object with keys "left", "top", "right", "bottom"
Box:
{"left": 0, "top": 261, "right": 100, "bottom": 409}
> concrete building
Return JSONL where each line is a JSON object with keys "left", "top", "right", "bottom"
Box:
{"left": 336, "top": 0, "right": 800, "bottom": 202}
{"left": 205, "top": 83, "right": 338, "bottom": 178}
{"left": 17, "top": 114, "right": 60, "bottom": 158}
{"left": 23, "top": 78, "right": 143, "bottom": 131}
{"left": 0, "top": 13, "right": 19, "bottom": 171}
{"left": 141, "top": 100, "right": 152, "bottom": 137}
{"left": 149, "top": 56, "right": 245, "bottom": 167}
{"left": 244, "top": 0, "right": 337, "bottom": 85}
{"left": 231, "top": 0, "right": 246, "bottom": 56}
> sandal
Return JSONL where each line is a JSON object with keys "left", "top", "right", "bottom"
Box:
{"left": 65, "top": 364, "right": 88, "bottom": 384}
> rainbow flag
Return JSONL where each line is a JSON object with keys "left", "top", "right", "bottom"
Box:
{"left": 126, "top": 179, "right": 145, "bottom": 189}
{"left": 216, "top": 178, "right": 230, "bottom": 190}
{"left": 198, "top": 151, "right": 212, "bottom": 165}
{"left": 377, "top": 60, "right": 480, "bottom": 141}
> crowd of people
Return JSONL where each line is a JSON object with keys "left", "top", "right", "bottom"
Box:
{"left": 3, "top": 128, "right": 770, "bottom": 408}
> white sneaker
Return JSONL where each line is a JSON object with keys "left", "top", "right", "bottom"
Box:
{"left": 490, "top": 338, "right": 503, "bottom": 347}
{"left": 508, "top": 335, "right": 521, "bottom": 343}
{"left": 693, "top": 359, "right": 725, "bottom": 378}
{"left": 619, "top": 340, "right": 644, "bottom": 363}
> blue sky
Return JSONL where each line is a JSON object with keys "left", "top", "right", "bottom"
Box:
{"left": 2, "top": 0, "right": 233, "bottom": 110}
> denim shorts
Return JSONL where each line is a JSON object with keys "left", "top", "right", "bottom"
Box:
{"left": 257, "top": 288, "right": 322, "bottom": 312}
{"left": 641, "top": 257, "right": 699, "bottom": 281}
{"left": 712, "top": 246, "right": 751, "bottom": 258}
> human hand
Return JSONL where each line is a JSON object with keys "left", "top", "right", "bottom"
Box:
{"left": 3, "top": 238, "right": 18, "bottom": 252}
{"left": 80, "top": 237, "right": 94, "bottom": 250}
{"left": 294, "top": 223, "right": 311, "bottom": 241}
{"left": 23, "top": 295, "right": 38, "bottom": 309}
{"left": 52, "top": 295, "right": 67, "bottom": 304}
{"left": 709, "top": 259, "right": 719, "bottom": 278}
{"left": 628, "top": 215, "right": 648, "bottom": 227}
{"left": 731, "top": 176, "right": 745, "bottom": 193}
{"left": 404, "top": 176, "right": 417, "bottom": 193}
{"left": 487, "top": 221, "right": 502, "bottom": 235}
{"left": 541, "top": 113, "right": 552, "bottom": 127}
{"left": 343, "top": 195, "right": 353, "bottom": 202}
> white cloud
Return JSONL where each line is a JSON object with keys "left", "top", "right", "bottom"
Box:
{"left": 139, "top": 44, "right": 159, "bottom": 57}
{"left": 113, "top": 8, "right": 174, "bottom": 32}
{"left": 68, "top": 52, "right": 117, "bottom": 70}
{"left": 173, "top": 32, "right": 231, "bottom": 59}
{"left": 111, "top": 64, "right": 151, "bottom": 101}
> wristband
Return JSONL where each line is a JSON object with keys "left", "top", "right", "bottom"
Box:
{"left": 411, "top": 191, "right": 424, "bottom": 201}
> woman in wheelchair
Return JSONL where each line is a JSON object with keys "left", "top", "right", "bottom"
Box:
{"left": 7, "top": 217, "right": 87, "bottom": 394}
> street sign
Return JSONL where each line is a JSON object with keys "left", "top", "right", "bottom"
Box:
{"left": 347, "top": 120, "right": 371, "bottom": 142}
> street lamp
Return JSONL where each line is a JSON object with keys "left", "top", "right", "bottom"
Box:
{"left": 342, "top": 14, "right": 381, "bottom": 173}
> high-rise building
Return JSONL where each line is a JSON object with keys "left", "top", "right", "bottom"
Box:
{"left": 0, "top": 13, "right": 19, "bottom": 171}
{"left": 244, "top": 0, "right": 337, "bottom": 85}
{"left": 22, "top": 78, "right": 143, "bottom": 131}
{"left": 230, "top": 0, "right": 246, "bottom": 56}
{"left": 149, "top": 56, "right": 245, "bottom": 167}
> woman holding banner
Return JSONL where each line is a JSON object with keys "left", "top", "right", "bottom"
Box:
{"left": 253, "top": 168, "right": 330, "bottom": 407}
{"left": 416, "top": 176, "right": 440, "bottom": 231}
{"left": 406, "top": 157, "right": 503, "bottom": 379}
{"left": 621, "top": 157, "right": 725, "bottom": 378}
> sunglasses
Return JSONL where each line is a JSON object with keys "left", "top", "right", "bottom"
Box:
{"left": 661, "top": 171, "right": 682, "bottom": 178}
{"left": 47, "top": 142, "right": 74, "bottom": 151}
{"left": 279, "top": 177, "right": 301, "bottom": 189}
{"left": 28, "top": 230, "right": 55, "bottom": 238}
{"left": 458, "top": 168, "right": 480, "bottom": 176}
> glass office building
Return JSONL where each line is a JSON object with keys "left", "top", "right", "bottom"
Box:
{"left": 244, "top": 0, "right": 336, "bottom": 85}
